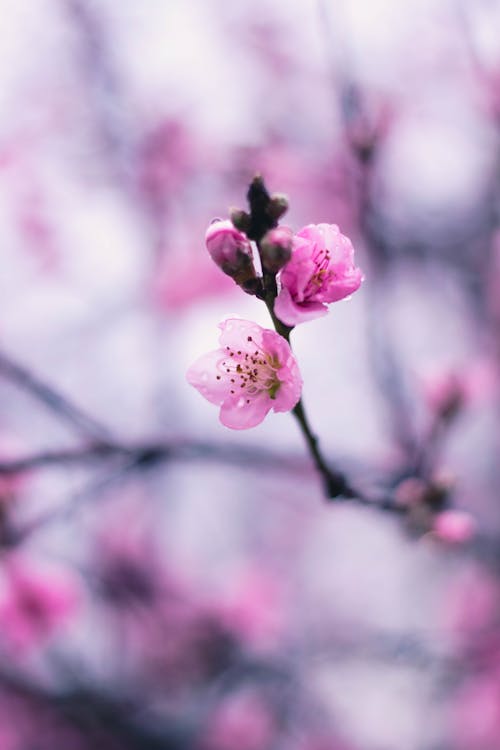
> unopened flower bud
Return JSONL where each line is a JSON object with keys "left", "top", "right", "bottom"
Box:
{"left": 205, "top": 219, "right": 256, "bottom": 287}
{"left": 424, "top": 371, "right": 466, "bottom": 422}
{"left": 229, "top": 208, "right": 251, "bottom": 233}
{"left": 394, "top": 477, "right": 427, "bottom": 507}
{"left": 433, "top": 510, "right": 476, "bottom": 544}
{"left": 260, "top": 227, "right": 293, "bottom": 273}
{"left": 266, "top": 193, "right": 289, "bottom": 221}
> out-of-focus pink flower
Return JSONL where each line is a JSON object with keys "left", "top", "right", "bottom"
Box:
{"left": 153, "top": 239, "right": 237, "bottom": 311}
{"left": 219, "top": 567, "right": 286, "bottom": 649}
{"left": 187, "top": 318, "right": 302, "bottom": 429}
{"left": 423, "top": 370, "right": 466, "bottom": 420}
{"left": 0, "top": 558, "right": 80, "bottom": 653}
{"left": 421, "top": 361, "right": 497, "bottom": 418}
{"left": 205, "top": 219, "right": 255, "bottom": 285}
{"left": 201, "top": 691, "right": 275, "bottom": 750}
{"left": 441, "top": 567, "right": 499, "bottom": 647}
{"left": 138, "top": 119, "right": 196, "bottom": 217}
{"left": 433, "top": 510, "right": 477, "bottom": 544}
{"left": 0, "top": 717, "right": 18, "bottom": 750}
{"left": 274, "top": 224, "right": 363, "bottom": 326}
{"left": 452, "top": 672, "right": 500, "bottom": 750}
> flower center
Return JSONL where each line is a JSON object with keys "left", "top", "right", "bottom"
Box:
{"left": 216, "top": 336, "right": 281, "bottom": 401}
{"left": 304, "top": 247, "right": 336, "bottom": 298}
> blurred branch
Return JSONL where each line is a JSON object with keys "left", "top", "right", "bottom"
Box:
{"left": 0, "top": 438, "right": 404, "bottom": 514}
{"left": 0, "top": 618, "right": 487, "bottom": 750}
{"left": 0, "top": 350, "right": 113, "bottom": 442}
{"left": 0, "top": 440, "right": 306, "bottom": 476}
{"left": 0, "top": 339, "right": 404, "bottom": 523}
{"left": 317, "top": 3, "right": 420, "bottom": 458}
{"left": 0, "top": 665, "right": 190, "bottom": 750}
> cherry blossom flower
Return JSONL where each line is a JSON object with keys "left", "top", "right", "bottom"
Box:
{"left": 201, "top": 690, "right": 275, "bottom": 750}
{"left": 0, "top": 557, "right": 80, "bottom": 654}
{"left": 187, "top": 318, "right": 302, "bottom": 429}
{"left": 274, "top": 223, "right": 363, "bottom": 326}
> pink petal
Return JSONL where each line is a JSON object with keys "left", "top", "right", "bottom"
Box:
{"left": 296, "top": 224, "right": 325, "bottom": 244}
{"left": 218, "top": 318, "right": 265, "bottom": 351}
{"left": 273, "top": 365, "right": 303, "bottom": 412}
{"left": 323, "top": 266, "right": 363, "bottom": 302}
{"left": 261, "top": 329, "right": 303, "bottom": 411}
{"left": 280, "top": 244, "right": 316, "bottom": 302}
{"left": 186, "top": 349, "right": 228, "bottom": 405}
{"left": 220, "top": 393, "right": 271, "bottom": 429}
{"left": 274, "top": 287, "right": 328, "bottom": 326}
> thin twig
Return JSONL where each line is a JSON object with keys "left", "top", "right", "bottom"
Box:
{"left": 0, "top": 350, "right": 113, "bottom": 442}
{"left": 247, "top": 176, "right": 394, "bottom": 503}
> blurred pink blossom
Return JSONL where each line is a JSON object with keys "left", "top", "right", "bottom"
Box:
{"left": 219, "top": 567, "right": 286, "bottom": 649}
{"left": 421, "top": 360, "right": 497, "bottom": 417}
{"left": 274, "top": 224, "right": 363, "bottom": 326}
{"left": 432, "top": 510, "right": 477, "bottom": 544}
{"left": 442, "top": 567, "right": 499, "bottom": 646}
{"left": 452, "top": 670, "right": 500, "bottom": 750}
{"left": 187, "top": 318, "right": 302, "bottom": 429}
{"left": 153, "top": 235, "right": 236, "bottom": 311}
{"left": 138, "top": 119, "right": 197, "bottom": 218}
{"left": 0, "top": 557, "right": 80, "bottom": 654}
{"left": 201, "top": 691, "right": 275, "bottom": 750}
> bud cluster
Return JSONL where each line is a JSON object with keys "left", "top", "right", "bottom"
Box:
{"left": 204, "top": 177, "right": 292, "bottom": 298}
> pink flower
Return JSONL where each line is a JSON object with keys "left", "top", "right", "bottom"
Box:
{"left": 0, "top": 558, "right": 80, "bottom": 653}
{"left": 219, "top": 566, "right": 286, "bottom": 648}
{"left": 205, "top": 219, "right": 255, "bottom": 282}
{"left": 187, "top": 318, "right": 302, "bottom": 429}
{"left": 274, "top": 224, "right": 363, "bottom": 326}
{"left": 201, "top": 691, "right": 275, "bottom": 750}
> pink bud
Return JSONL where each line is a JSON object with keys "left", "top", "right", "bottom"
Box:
{"left": 433, "top": 510, "right": 476, "bottom": 544}
{"left": 205, "top": 219, "right": 255, "bottom": 285}
{"left": 394, "top": 477, "right": 427, "bottom": 506}
{"left": 266, "top": 193, "right": 289, "bottom": 221}
{"left": 423, "top": 371, "right": 466, "bottom": 420}
{"left": 260, "top": 226, "right": 293, "bottom": 273}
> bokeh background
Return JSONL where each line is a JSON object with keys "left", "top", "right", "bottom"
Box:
{"left": 0, "top": 0, "right": 499, "bottom": 748}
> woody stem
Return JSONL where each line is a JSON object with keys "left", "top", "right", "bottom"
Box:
{"left": 248, "top": 175, "right": 354, "bottom": 500}
{"left": 261, "top": 274, "right": 354, "bottom": 500}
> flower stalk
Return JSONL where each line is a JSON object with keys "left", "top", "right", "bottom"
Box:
{"left": 245, "top": 175, "right": 355, "bottom": 499}
{"left": 189, "top": 174, "right": 363, "bottom": 499}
